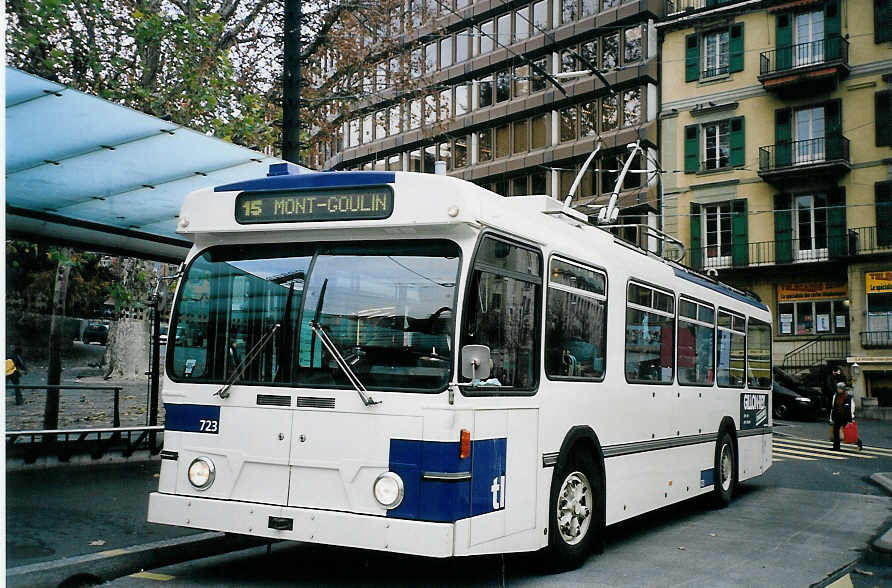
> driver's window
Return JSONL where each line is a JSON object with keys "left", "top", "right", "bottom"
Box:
{"left": 460, "top": 235, "right": 542, "bottom": 391}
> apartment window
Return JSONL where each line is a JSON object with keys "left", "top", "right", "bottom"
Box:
{"left": 425, "top": 42, "right": 437, "bottom": 72}
{"left": 602, "top": 0, "right": 618, "bottom": 8}
{"left": 625, "top": 282, "right": 675, "bottom": 384}
{"left": 794, "top": 193, "right": 828, "bottom": 260}
{"left": 624, "top": 26, "right": 643, "bottom": 64}
{"left": 532, "top": 172, "right": 548, "bottom": 194}
{"left": 362, "top": 115, "right": 373, "bottom": 143}
{"left": 495, "top": 124, "right": 510, "bottom": 158}
{"left": 601, "top": 94, "right": 617, "bottom": 131}
{"left": 479, "top": 75, "right": 493, "bottom": 107}
{"left": 456, "top": 0, "right": 469, "bottom": 8}
{"left": 410, "top": 99, "right": 422, "bottom": 129}
{"left": 454, "top": 136, "right": 469, "bottom": 167}
{"left": 349, "top": 118, "right": 360, "bottom": 147}
{"left": 455, "top": 83, "right": 470, "bottom": 115}
{"left": 531, "top": 57, "right": 549, "bottom": 92}
{"left": 623, "top": 152, "right": 641, "bottom": 189}
{"left": 387, "top": 154, "right": 402, "bottom": 171}
{"left": 581, "top": 0, "right": 596, "bottom": 17}
{"left": 480, "top": 21, "right": 494, "bottom": 53}
{"left": 580, "top": 101, "right": 597, "bottom": 137}
{"left": 456, "top": 29, "right": 471, "bottom": 63}
{"left": 375, "top": 110, "right": 387, "bottom": 139}
{"left": 533, "top": 0, "right": 548, "bottom": 30}
{"left": 511, "top": 176, "right": 528, "bottom": 196}
{"left": 411, "top": 47, "right": 422, "bottom": 78}
{"left": 716, "top": 310, "right": 745, "bottom": 388}
{"left": 388, "top": 105, "right": 401, "bottom": 135}
{"left": 601, "top": 155, "right": 619, "bottom": 193}
{"left": 515, "top": 6, "right": 530, "bottom": 41}
{"left": 374, "top": 158, "right": 386, "bottom": 171}
{"left": 424, "top": 94, "right": 438, "bottom": 124}
{"left": 496, "top": 70, "right": 511, "bottom": 102}
{"left": 514, "top": 64, "right": 530, "bottom": 97}
{"left": 424, "top": 144, "right": 437, "bottom": 172}
{"left": 581, "top": 40, "right": 598, "bottom": 69}
{"left": 439, "top": 141, "right": 452, "bottom": 170}
{"left": 531, "top": 114, "right": 549, "bottom": 149}
{"left": 409, "top": 149, "right": 422, "bottom": 172}
{"left": 703, "top": 121, "right": 730, "bottom": 170}
{"left": 560, "top": 106, "right": 577, "bottom": 142}
{"left": 602, "top": 33, "right": 619, "bottom": 70}
{"left": 494, "top": 180, "right": 509, "bottom": 196}
{"left": 703, "top": 30, "right": 729, "bottom": 77}
{"left": 704, "top": 202, "right": 732, "bottom": 266}
{"left": 561, "top": 50, "right": 576, "bottom": 73}
{"left": 478, "top": 129, "right": 493, "bottom": 161}
{"left": 559, "top": 169, "right": 575, "bottom": 196}
{"left": 440, "top": 37, "right": 453, "bottom": 68}
{"left": 686, "top": 23, "right": 743, "bottom": 82}
{"left": 514, "top": 119, "right": 529, "bottom": 153}
{"left": 376, "top": 62, "right": 388, "bottom": 90}
{"left": 623, "top": 88, "right": 641, "bottom": 128}
{"left": 440, "top": 89, "right": 453, "bottom": 120}
{"left": 498, "top": 12, "right": 511, "bottom": 45}
{"left": 561, "top": 0, "right": 577, "bottom": 24}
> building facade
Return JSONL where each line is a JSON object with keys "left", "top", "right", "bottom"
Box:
{"left": 315, "top": 0, "right": 664, "bottom": 222}
{"left": 658, "top": 0, "right": 892, "bottom": 409}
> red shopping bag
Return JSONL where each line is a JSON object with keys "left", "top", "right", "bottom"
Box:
{"left": 843, "top": 421, "right": 858, "bottom": 444}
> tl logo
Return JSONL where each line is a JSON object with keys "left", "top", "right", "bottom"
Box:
{"left": 490, "top": 475, "right": 506, "bottom": 510}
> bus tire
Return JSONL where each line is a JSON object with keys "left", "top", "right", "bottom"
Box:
{"left": 546, "top": 449, "right": 599, "bottom": 570}
{"left": 712, "top": 431, "right": 736, "bottom": 508}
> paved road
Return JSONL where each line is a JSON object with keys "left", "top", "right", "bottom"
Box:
{"left": 95, "top": 419, "right": 892, "bottom": 588}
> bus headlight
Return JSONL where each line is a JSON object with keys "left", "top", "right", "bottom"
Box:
{"left": 373, "top": 472, "right": 404, "bottom": 509}
{"left": 188, "top": 457, "right": 215, "bottom": 490}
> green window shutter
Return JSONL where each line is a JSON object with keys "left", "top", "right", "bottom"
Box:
{"left": 731, "top": 199, "right": 749, "bottom": 267}
{"left": 827, "top": 186, "right": 847, "bottom": 257}
{"left": 876, "top": 90, "right": 892, "bottom": 147}
{"left": 729, "top": 23, "right": 744, "bottom": 73}
{"left": 690, "top": 202, "right": 703, "bottom": 270}
{"left": 729, "top": 117, "right": 745, "bottom": 167}
{"left": 684, "top": 124, "right": 699, "bottom": 173}
{"left": 824, "top": 0, "right": 841, "bottom": 37}
{"left": 824, "top": 99, "right": 842, "bottom": 158}
{"left": 877, "top": 0, "right": 892, "bottom": 43}
{"left": 876, "top": 180, "right": 892, "bottom": 247}
{"left": 776, "top": 13, "right": 792, "bottom": 70}
{"left": 775, "top": 108, "right": 792, "bottom": 167}
{"left": 774, "top": 193, "right": 793, "bottom": 263}
{"left": 685, "top": 33, "right": 700, "bottom": 82}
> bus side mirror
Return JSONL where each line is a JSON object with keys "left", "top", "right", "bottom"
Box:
{"left": 461, "top": 345, "right": 491, "bottom": 381}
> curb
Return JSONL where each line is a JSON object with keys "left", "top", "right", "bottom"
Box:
{"left": 6, "top": 532, "right": 273, "bottom": 588}
{"left": 868, "top": 473, "right": 892, "bottom": 562}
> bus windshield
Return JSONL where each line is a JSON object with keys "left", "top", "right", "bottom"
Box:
{"left": 168, "top": 240, "right": 461, "bottom": 392}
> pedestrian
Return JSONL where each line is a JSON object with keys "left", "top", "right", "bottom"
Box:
{"left": 829, "top": 381, "right": 862, "bottom": 451}
{"left": 6, "top": 345, "right": 28, "bottom": 405}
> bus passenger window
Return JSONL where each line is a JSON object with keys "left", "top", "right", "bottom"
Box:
{"left": 625, "top": 283, "right": 675, "bottom": 383}
{"left": 747, "top": 318, "right": 772, "bottom": 389}
{"left": 461, "top": 236, "right": 542, "bottom": 390}
{"left": 717, "top": 310, "right": 746, "bottom": 388}
{"left": 678, "top": 298, "right": 715, "bottom": 386}
{"left": 545, "top": 259, "right": 606, "bottom": 380}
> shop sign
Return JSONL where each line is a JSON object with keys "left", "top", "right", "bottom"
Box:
{"left": 777, "top": 281, "right": 847, "bottom": 302}
{"left": 866, "top": 271, "right": 892, "bottom": 294}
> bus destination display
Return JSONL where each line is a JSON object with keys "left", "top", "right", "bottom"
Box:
{"left": 235, "top": 187, "right": 394, "bottom": 224}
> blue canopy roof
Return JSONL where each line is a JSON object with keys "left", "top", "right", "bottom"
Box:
{"left": 5, "top": 67, "right": 303, "bottom": 261}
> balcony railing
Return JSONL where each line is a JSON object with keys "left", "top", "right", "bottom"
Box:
{"left": 759, "top": 36, "right": 849, "bottom": 76}
{"left": 664, "top": 0, "right": 742, "bottom": 16}
{"left": 782, "top": 335, "right": 849, "bottom": 370}
{"left": 861, "top": 331, "right": 892, "bottom": 348}
{"left": 758, "top": 135, "right": 850, "bottom": 174}
{"left": 687, "top": 226, "right": 892, "bottom": 270}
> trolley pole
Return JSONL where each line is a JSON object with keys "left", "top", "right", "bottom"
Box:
{"left": 148, "top": 294, "right": 161, "bottom": 452}
{"left": 282, "top": 0, "right": 301, "bottom": 163}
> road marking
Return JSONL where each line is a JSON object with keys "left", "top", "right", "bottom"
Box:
{"left": 773, "top": 446, "right": 845, "bottom": 460}
{"left": 129, "top": 572, "right": 175, "bottom": 581}
{"left": 98, "top": 549, "right": 130, "bottom": 557}
{"left": 774, "top": 439, "right": 876, "bottom": 459}
{"left": 825, "top": 573, "right": 854, "bottom": 588}
{"left": 770, "top": 448, "right": 817, "bottom": 461}
{"left": 775, "top": 435, "right": 892, "bottom": 456}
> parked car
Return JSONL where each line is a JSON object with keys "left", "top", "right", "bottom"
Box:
{"left": 82, "top": 321, "right": 109, "bottom": 345}
{"left": 772, "top": 381, "right": 820, "bottom": 420}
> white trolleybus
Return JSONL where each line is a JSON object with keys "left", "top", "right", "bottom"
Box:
{"left": 149, "top": 162, "right": 773, "bottom": 569}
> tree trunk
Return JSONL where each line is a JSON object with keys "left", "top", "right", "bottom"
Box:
{"left": 44, "top": 248, "right": 72, "bottom": 430}
{"left": 103, "top": 314, "right": 150, "bottom": 379}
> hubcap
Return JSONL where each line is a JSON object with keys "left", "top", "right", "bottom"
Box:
{"left": 720, "top": 443, "right": 733, "bottom": 492}
{"left": 556, "top": 471, "right": 593, "bottom": 545}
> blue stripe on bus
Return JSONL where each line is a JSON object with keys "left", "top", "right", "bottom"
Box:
{"left": 164, "top": 404, "right": 220, "bottom": 434}
{"left": 214, "top": 171, "right": 396, "bottom": 193}
{"left": 388, "top": 438, "right": 507, "bottom": 522}
{"left": 700, "top": 468, "right": 715, "bottom": 488}
{"left": 673, "top": 269, "right": 769, "bottom": 312}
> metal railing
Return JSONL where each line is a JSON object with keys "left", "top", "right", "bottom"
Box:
{"left": 782, "top": 335, "right": 849, "bottom": 370}
{"left": 687, "top": 226, "right": 892, "bottom": 270}
{"left": 6, "top": 426, "right": 164, "bottom": 464}
{"left": 759, "top": 36, "right": 849, "bottom": 76}
{"left": 861, "top": 331, "right": 892, "bottom": 348}
{"left": 665, "top": 0, "right": 741, "bottom": 17}
{"left": 758, "top": 135, "right": 850, "bottom": 171}
{"left": 9, "top": 384, "right": 124, "bottom": 426}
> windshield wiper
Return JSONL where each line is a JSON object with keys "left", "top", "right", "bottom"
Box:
{"left": 214, "top": 323, "right": 280, "bottom": 399}
{"left": 309, "top": 320, "right": 380, "bottom": 406}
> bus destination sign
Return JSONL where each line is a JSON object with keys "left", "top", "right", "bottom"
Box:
{"left": 235, "top": 186, "right": 394, "bottom": 224}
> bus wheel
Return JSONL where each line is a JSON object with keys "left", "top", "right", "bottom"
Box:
{"left": 547, "top": 450, "right": 598, "bottom": 570}
{"left": 712, "top": 431, "right": 736, "bottom": 508}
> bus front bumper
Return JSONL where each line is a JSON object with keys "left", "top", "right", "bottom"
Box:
{"left": 148, "top": 492, "right": 455, "bottom": 557}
